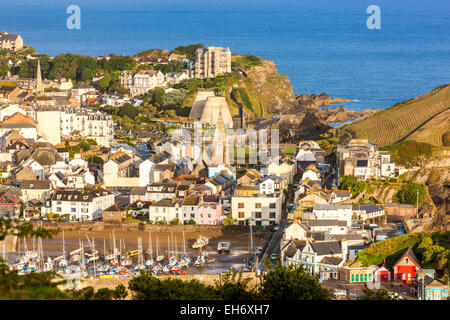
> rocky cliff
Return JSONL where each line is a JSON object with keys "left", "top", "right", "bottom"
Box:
{"left": 231, "top": 55, "right": 298, "bottom": 116}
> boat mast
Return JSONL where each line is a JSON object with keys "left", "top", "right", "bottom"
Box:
{"left": 167, "top": 236, "right": 170, "bottom": 258}
{"left": 62, "top": 230, "right": 66, "bottom": 259}
{"left": 183, "top": 231, "right": 186, "bottom": 256}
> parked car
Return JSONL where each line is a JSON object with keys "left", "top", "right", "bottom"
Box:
{"left": 273, "top": 225, "right": 280, "bottom": 231}
{"left": 270, "top": 253, "right": 278, "bottom": 260}
{"left": 375, "top": 234, "right": 389, "bottom": 242}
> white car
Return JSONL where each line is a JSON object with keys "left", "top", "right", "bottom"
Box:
{"left": 270, "top": 253, "right": 278, "bottom": 260}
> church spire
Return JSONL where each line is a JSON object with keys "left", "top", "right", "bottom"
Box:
{"left": 35, "top": 59, "right": 43, "bottom": 93}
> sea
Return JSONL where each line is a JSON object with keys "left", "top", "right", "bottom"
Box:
{"left": 1, "top": 0, "right": 449, "bottom": 111}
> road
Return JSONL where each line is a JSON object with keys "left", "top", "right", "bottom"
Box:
{"left": 257, "top": 206, "right": 288, "bottom": 271}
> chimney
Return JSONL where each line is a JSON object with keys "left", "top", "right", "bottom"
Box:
{"left": 341, "top": 238, "right": 348, "bottom": 260}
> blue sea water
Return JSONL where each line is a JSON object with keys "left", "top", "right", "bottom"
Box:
{"left": 1, "top": 0, "right": 449, "bottom": 111}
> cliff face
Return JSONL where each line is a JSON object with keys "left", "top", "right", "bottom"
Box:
{"left": 233, "top": 58, "right": 298, "bottom": 115}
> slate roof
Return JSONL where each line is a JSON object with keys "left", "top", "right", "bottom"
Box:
{"left": 130, "top": 187, "right": 146, "bottom": 195}
{"left": 357, "top": 204, "right": 384, "bottom": 213}
{"left": 310, "top": 241, "right": 343, "bottom": 256}
{"left": 321, "top": 256, "right": 344, "bottom": 266}
{"left": 104, "top": 204, "right": 124, "bottom": 212}
{"left": 422, "top": 275, "right": 447, "bottom": 287}
{"left": 393, "top": 247, "right": 421, "bottom": 269}
{"left": 313, "top": 204, "right": 352, "bottom": 210}
{"left": 20, "top": 180, "right": 51, "bottom": 189}
{"left": 52, "top": 188, "right": 112, "bottom": 202}
{"left": 303, "top": 219, "right": 347, "bottom": 227}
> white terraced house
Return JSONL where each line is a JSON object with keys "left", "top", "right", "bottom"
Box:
{"left": 231, "top": 194, "right": 282, "bottom": 226}
{"left": 51, "top": 188, "right": 114, "bottom": 221}
{"left": 120, "top": 70, "right": 165, "bottom": 96}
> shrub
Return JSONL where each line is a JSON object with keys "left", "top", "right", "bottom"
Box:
{"left": 169, "top": 218, "right": 180, "bottom": 225}
{"left": 188, "top": 219, "right": 196, "bottom": 225}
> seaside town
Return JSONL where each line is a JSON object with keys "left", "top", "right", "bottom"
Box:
{"left": 0, "top": 30, "right": 449, "bottom": 301}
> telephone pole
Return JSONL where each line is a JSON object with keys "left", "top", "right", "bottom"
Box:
{"left": 416, "top": 189, "right": 419, "bottom": 219}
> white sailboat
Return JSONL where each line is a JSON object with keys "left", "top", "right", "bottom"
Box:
{"left": 156, "top": 236, "right": 164, "bottom": 262}
{"left": 145, "top": 231, "right": 154, "bottom": 267}
{"left": 59, "top": 231, "right": 68, "bottom": 269}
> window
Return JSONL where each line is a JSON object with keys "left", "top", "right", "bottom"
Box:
{"left": 269, "top": 212, "right": 276, "bottom": 219}
{"left": 238, "top": 212, "right": 245, "bottom": 218}
{"left": 71, "top": 208, "right": 76, "bottom": 213}
{"left": 269, "top": 203, "right": 276, "bottom": 209}
{"left": 364, "top": 274, "right": 367, "bottom": 282}
{"left": 255, "top": 221, "right": 262, "bottom": 226}
{"left": 56, "top": 207, "right": 61, "bottom": 212}
{"left": 351, "top": 274, "right": 354, "bottom": 282}
{"left": 255, "top": 203, "right": 261, "bottom": 208}
{"left": 255, "top": 212, "right": 262, "bottom": 219}
{"left": 238, "top": 203, "right": 244, "bottom": 208}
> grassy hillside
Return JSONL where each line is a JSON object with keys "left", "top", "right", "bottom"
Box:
{"left": 357, "top": 231, "right": 450, "bottom": 279}
{"left": 343, "top": 84, "right": 450, "bottom": 147}
{"left": 407, "top": 108, "right": 450, "bottom": 146}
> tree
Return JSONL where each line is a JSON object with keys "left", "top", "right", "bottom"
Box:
{"left": 258, "top": 263, "right": 331, "bottom": 300}
{"left": 222, "top": 215, "right": 234, "bottom": 227}
{"left": 112, "top": 284, "right": 128, "bottom": 300}
{"left": 0, "top": 219, "right": 61, "bottom": 300}
{"left": 172, "top": 44, "right": 205, "bottom": 60}
{"left": 0, "top": 262, "right": 68, "bottom": 300}
{"left": 214, "top": 271, "right": 257, "bottom": 300}
{"left": 359, "top": 285, "right": 401, "bottom": 300}
{"left": 128, "top": 272, "right": 215, "bottom": 300}
{"left": 117, "top": 104, "right": 140, "bottom": 119}
{"left": 395, "top": 183, "right": 427, "bottom": 206}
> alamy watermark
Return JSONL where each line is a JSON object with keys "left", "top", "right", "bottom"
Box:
{"left": 66, "top": 5, "right": 81, "bottom": 30}
{"left": 170, "top": 124, "right": 280, "bottom": 166}
{"left": 366, "top": 5, "right": 381, "bottom": 30}
{"left": 66, "top": 265, "right": 81, "bottom": 290}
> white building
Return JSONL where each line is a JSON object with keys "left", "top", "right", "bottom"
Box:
{"left": 313, "top": 204, "right": 353, "bottom": 227}
{"left": 51, "top": 188, "right": 114, "bottom": 221}
{"left": 120, "top": 70, "right": 165, "bottom": 97}
{"left": 231, "top": 194, "right": 282, "bottom": 226}
{"left": 148, "top": 198, "right": 183, "bottom": 223}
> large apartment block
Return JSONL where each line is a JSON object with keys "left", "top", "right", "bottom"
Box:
{"left": 194, "top": 46, "right": 231, "bottom": 79}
